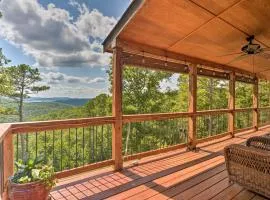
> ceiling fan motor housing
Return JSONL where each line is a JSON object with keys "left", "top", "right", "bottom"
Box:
{"left": 241, "top": 43, "right": 261, "bottom": 54}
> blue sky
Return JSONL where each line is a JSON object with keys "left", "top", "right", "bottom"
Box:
{"left": 0, "top": 0, "right": 131, "bottom": 98}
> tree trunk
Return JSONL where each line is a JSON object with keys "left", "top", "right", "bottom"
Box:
{"left": 19, "top": 87, "right": 26, "bottom": 160}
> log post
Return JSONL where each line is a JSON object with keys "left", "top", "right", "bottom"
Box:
{"left": 228, "top": 72, "right": 235, "bottom": 137}
{"left": 2, "top": 132, "right": 13, "bottom": 200}
{"left": 112, "top": 46, "right": 123, "bottom": 170}
{"left": 188, "top": 64, "right": 197, "bottom": 150}
{"left": 253, "top": 77, "right": 259, "bottom": 131}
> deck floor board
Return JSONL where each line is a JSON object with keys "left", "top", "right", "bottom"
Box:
{"left": 50, "top": 127, "right": 270, "bottom": 200}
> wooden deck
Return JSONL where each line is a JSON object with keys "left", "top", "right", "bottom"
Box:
{"left": 50, "top": 127, "right": 270, "bottom": 200}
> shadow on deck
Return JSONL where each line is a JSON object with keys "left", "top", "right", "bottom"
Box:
{"left": 50, "top": 127, "right": 270, "bottom": 200}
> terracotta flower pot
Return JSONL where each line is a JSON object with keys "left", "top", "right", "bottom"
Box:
{"left": 8, "top": 180, "right": 51, "bottom": 200}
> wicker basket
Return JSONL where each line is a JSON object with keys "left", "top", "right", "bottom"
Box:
{"left": 224, "top": 136, "right": 270, "bottom": 198}
{"left": 8, "top": 180, "right": 50, "bottom": 200}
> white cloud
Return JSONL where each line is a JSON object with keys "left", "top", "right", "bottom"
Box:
{"left": 41, "top": 72, "right": 106, "bottom": 85}
{"left": 75, "top": 8, "right": 117, "bottom": 39}
{"left": 0, "top": 0, "right": 116, "bottom": 68}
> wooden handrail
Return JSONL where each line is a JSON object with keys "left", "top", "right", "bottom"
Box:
{"left": 258, "top": 106, "right": 270, "bottom": 110}
{"left": 10, "top": 116, "right": 115, "bottom": 133}
{"left": 234, "top": 108, "right": 254, "bottom": 112}
{"left": 0, "top": 124, "right": 11, "bottom": 143}
{"left": 196, "top": 109, "right": 231, "bottom": 116}
{"left": 123, "top": 112, "right": 191, "bottom": 123}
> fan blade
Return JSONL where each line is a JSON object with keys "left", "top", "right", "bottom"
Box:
{"left": 257, "top": 51, "right": 270, "bottom": 60}
{"left": 217, "top": 52, "right": 243, "bottom": 57}
{"left": 227, "top": 54, "right": 250, "bottom": 64}
{"left": 260, "top": 47, "right": 270, "bottom": 52}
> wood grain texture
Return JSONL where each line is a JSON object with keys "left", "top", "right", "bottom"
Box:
{"left": 188, "top": 64, "right": 197, "bottom": 149}
{"left": 3, "top": 131, "right": 13, "bottom": 200}
{"left": 104, "top": 0, "right": 270, "bottom": 80}
{"left": 253, "top": 77, "right": 259, "bottom": 131}
{"left": 112, "top": 47, "right": 123, "bottom": 170}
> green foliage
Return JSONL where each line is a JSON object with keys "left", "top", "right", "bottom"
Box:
{"left": 32, "top": 106, "right": 87, "bottom": 121}
{"left": 235, "top": 81, "right": 253, "bottom": 108}
{"left": 85, "top": 94, "right": 112, "bottom": 116}
{"left": 12, "top": 157, "right": 56, "bottom": 188}
{"left": 259, "top": 80, "right": 270, "bottom": 107}
{"left": 197, "top": 77, "right": 229, "bottom": 111}
{"left": 122, "top": 66, "right": 174, "bottom": 114}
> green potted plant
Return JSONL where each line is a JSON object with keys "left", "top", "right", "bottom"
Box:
{"left": 8, "top": 157, "right": 56, "bottom": 200}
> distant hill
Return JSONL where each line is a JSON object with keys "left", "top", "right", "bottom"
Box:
{"left": 0, "top": 97, "right": 92, "bottom": 123}
{"left": 26, "top": 97, "right": 91, "bottom": 106}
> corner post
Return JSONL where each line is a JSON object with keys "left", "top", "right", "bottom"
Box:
{"left": 228, "top": 72, "right": 235, "bottom": 137}
{"left": 253, "top": 77, "right": 259, "bottom": 131}
{"left": 2, "top": 131, "right": 13, "bottom": 200}
{"left": 112, "top": 46, "right": 123, "bottom": 171}
{"left": 188, "top": 64, "right": 197, "bottom": 150}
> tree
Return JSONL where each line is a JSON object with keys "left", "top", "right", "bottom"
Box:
{"left": 6, "top": 64, "right": 50, "bottom": 122}
{"left": 85, "top": 94, "right": 112, "bottom": 117}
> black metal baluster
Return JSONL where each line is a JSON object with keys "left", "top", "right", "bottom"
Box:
{"left": 107, "top": 125, "right": 110, "bottom": 158}
{"left": 44, "top": 131, "right": 47, "bottom": 162}
{"left": 88, "top": 127, "right": 91, "bottom": 163}
{"left": 91, "top": 126, "right": 95, "bottom": 162}
{"left": 26, "top": 133, "right": 29, "bottom": 159}
{"left": 75, "top": 128, "right": 78, "bottom": 167}
{"left": 35, "top": 132, "right": 38, "bottom": 159}
{"left": 101, "top": 125, "right": 104, "bottom": 160}
{"left": 16, "top": 134, "right": 19, "bottom": 161}
{"left": 68, "top": 128, "right": 71, "bottom": 169}
{"left": 82, "top": 127, "right": 85, "bottom": 166}
{"left": 52, "top": 130, "right": 55, "bottom": 167}
{"left": 60, "top": 130, "right": 63, "bottom": 171}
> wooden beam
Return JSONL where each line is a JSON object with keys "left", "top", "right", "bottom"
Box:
{"left": 122, "top": 52, "right": 188, "bottom": 73}
{"left": 116, "top": 39, "right": 257, "bottom": 77}
{"left": 188, "top": 64, "right": 197, "bottom": 150}
{"left": 228, "top": 72, "right": 235, "bottom": 137}
{"left": 253, "top": 77, "right": 259, "bottom": 131}
{"left": 112, "top": 47, "right": 123, "bottom": 171}
{"left": 3, "top": 132, "right": 13, "bottom": 200}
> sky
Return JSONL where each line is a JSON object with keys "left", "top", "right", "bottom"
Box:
{"left": 0, "top": 0, "right": 131, "bottom": 98}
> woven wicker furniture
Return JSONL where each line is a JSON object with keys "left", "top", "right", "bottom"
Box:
{"left": 224, "top": 136, "right": 270, "bottom": 198}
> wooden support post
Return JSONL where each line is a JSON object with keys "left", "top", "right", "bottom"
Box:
{"left": 228, "top": 72, "right": 235, "bottom": 137}
{"left": 253, "top": 77, "right": 259, "bottom": 131}
{"left": 112, "top": 47, "right": 123, "bottom": 170}
{"left": 3, "top": 132, "right": 13, "bottom": 200}
{"left": 188, "top": 64, "right": 197, "bottom": 150}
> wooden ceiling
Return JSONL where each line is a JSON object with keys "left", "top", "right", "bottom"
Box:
{"left": 104, "top": 0, "right": 270, "bottom": 79}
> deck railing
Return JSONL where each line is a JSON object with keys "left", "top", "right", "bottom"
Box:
{"left": 1, "top": 107, "right": 270, "bottom": 198}
{"left": 259, "top": 107, "right": 270, "bottom": 127}
{"left": 234, "top": 108, "right": 253, "bottom": 131}
{"left": 196, "top": 112, "right": 228, "bottom": 140}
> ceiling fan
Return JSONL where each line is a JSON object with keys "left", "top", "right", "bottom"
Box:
{"left": 221, "top": 35, "right": 270, "bottom": 64}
